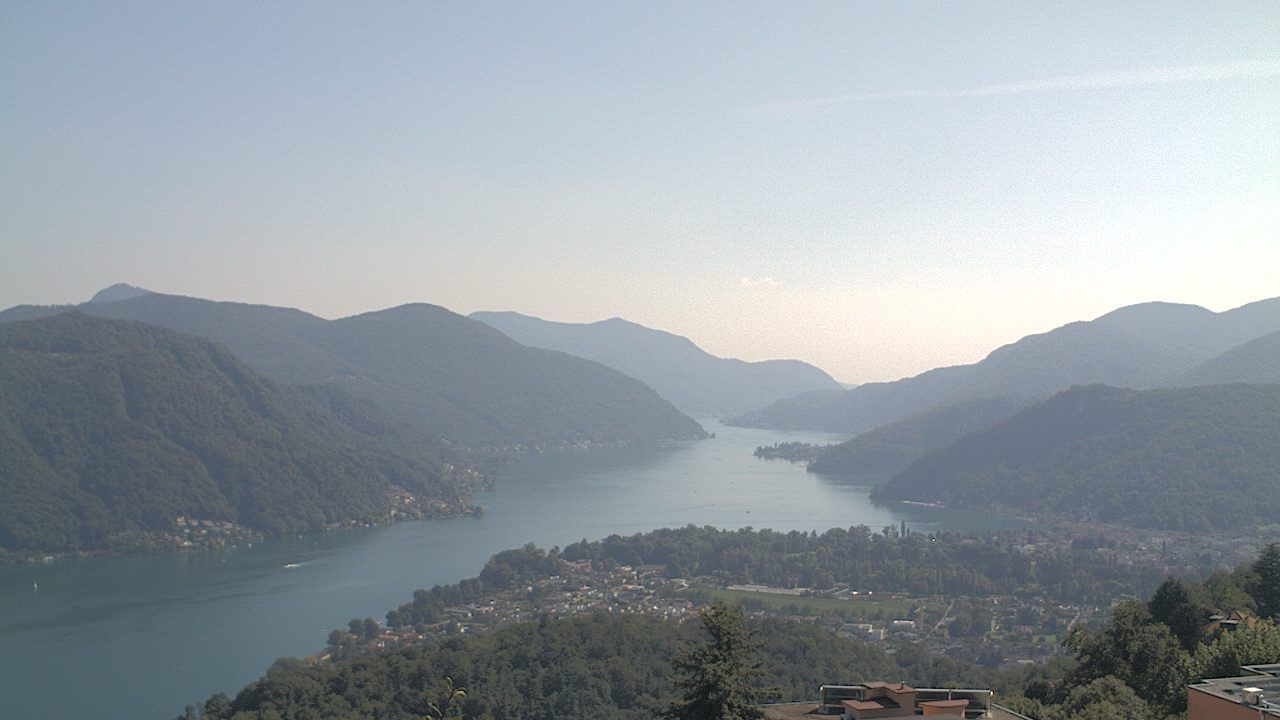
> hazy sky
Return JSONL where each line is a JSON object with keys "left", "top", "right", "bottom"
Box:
{"left": 3, "top": 2, "right": 1278, "bottom": 383}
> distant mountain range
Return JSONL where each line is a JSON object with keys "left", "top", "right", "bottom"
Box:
{"left": 0, "top": 288, "right": 707, "bottom": 449}
{"left": 470, "top": 311, "right": 841, "bottom": 417}
{"left": 0, "top": 313, "right": 480, "bottom": 553}
{"left": 872, "top": 383, "right": 1280, "bottom": 532}
{"left": 730, "top": 298, "right": 1280, "bottom": 435}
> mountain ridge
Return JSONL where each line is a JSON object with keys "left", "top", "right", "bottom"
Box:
{"left": 0, "top": 313, "right": 481, "bottom": 553}
{"left": 0, "top": 290, "right": 708, "bottom": 449}
{"left": 1174, "top": 330, "right": 1280, "bottom": 387}
{"left": 470, "top": 310, "right": 841, "bottom": 417}
{"left": 729, "top": 297, "right": 1280, "bottom": 435}
{"left": 808, "top": 396, "right": 1030, "bottom": 476}
{"left": 872, "top": 383, "right": 1280, "bottom": 532}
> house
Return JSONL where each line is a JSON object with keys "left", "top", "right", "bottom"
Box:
{"left": 1203, "top": 610, "right": 1260, "bottom": 635}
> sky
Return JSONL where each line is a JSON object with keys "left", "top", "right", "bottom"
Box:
{"left": 2, "top": 2, "right": 1278, "bottom": 383}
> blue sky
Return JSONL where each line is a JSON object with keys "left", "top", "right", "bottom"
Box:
{"left": 3, "top": 2, "right": 1278, "bottom": 382}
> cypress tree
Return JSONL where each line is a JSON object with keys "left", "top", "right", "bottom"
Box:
{"left": 1254, "top": 543, "right": 1280, "bottom": 620}
{"left": 660, "top": 602, "right": 769, "bottom": 720}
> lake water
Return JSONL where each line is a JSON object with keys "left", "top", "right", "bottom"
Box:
{"left": 0, "top": 421, "right": 1018, "bottom": 719}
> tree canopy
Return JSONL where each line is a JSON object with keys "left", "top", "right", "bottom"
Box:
{"left": 660, "top": 602, "right": 770, "bottom": 720}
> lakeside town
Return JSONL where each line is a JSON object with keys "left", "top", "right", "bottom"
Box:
{"left": 322, "top": 550, "right": 1094, "bottom": 670}
{"left": 317, "top": 515, "right": 1278, "bottom": 676}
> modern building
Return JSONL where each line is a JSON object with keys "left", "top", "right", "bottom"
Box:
{"left": 1187, "top": 664, "right": 1280, "bottom": 719}
{"left": 760, "top": 682, "right": 1035, "bottom": 719}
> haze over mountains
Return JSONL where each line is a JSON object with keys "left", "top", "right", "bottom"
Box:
{"left": 808, "top": 397, "right": 1029, "bottom": 477}
{"left": 471, "top": 310, "right": 841, "bottom": 417}
{"left": 873, "top": 383, "right": 1280, "bottom": 533}
{"left": 0, "top": 287, "right": 707, "bottom": 449}
{"left": 0, "top": 313, "right": 477, "bottom": 553}
{"left": 5, "top": 286, "right": 1280, "bottom": 549}
{"left": 1174, "top": 330, "right": 1280, "bottom": 387}
{"left": 731, "top": 297, "right": 1280, "bottom": 436}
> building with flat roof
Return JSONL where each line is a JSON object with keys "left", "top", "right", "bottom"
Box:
{"left": 759, "top": 682, "right": 1035, "bottom": 719}
{"left": 1187, "top": 664, "right": 1280, "bottom": 719}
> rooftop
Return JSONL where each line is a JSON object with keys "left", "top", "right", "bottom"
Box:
{"left": 844, "top": 698, "right": 899, "bottom": 711}
{"left": 1188, "top": 664, "right": 1280, "bottom": 717}
{"left": 761, "top": 700, "right": 1035, "bottom": 720}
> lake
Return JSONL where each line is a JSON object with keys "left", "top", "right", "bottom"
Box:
{"left": 0, "top": 420, "right": 1019, "bottom": 719}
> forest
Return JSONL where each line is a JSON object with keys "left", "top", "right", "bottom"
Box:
{"left": 877, "top": 383, "right": 1280, "bottom": 532}
{"left": 0, "top": 313, "right": 479, "bottom": 553}
{"left": 808, "top": 396, "right": 1027, "bottom": 475}
{"left": 185, "top": 538, "right": 1279, "bottom": 720}
{"left": 0, "top": 291, "right": 708, "bottom": 449}
{"left": 1003, "top": 542, "right": 1280, "bottom": 720}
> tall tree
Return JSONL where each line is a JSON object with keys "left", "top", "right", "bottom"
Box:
{"left": 660, "top": 602, "right": 770, "bottom": 720}
{"left": 1147, "top": 577, "right": 1206, "bottom": 652}
{"left": 1254, "top": 543, "right": 1280, "bottom": 621}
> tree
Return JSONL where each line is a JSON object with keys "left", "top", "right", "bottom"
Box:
{"left": 425, "top": 676, "right": 467, "bottom": 720}
{"left": 1049, "top": 676, "right": 1150, "bottom": 720}
{"left": 660, "top": 602, "right": 770, "bottom": 720}
{"left": 1147, "top": 577, "right": 1206, "bottom": 652}
{"left": 1193, "top": 623, "right": 1280, "bottom": 680}
{"left": 1253, "top": 543, "right": 1280, "bottom": 621}
{"left": 1064, "top": 600, "right": 1190, "bottom": 714}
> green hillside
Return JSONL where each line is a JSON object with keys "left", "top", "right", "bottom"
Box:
{"left": 1176, "top": 330, "right": 1280, "bottom": 386}
{"left": 809, "top": 397, "right": 1028, "bottom": 475}
{"left": 189, "top": 613, "right": 897, "bottom": 720}
{"left": 0, "top": 313, "right": 478, "bottom": 553}
{"left": 874, "top": 384, "right": 1280, "bottom": 532}
{"left": 1, "top": 290, "right": 707, "bottom": 448}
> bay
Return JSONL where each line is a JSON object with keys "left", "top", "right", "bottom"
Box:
{"left": 0, "top": 421, "right": 1019, "bottom": 719}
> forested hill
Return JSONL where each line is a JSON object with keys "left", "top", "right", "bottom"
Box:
{"left": 874, "top": 384, "right": 1280, "bottom": 532}
{"left": 186, "top": 527, "right": 1280, "bottom": 720}
{"left": 808, "top": 397, "right": 1028, "bottom": 476}
{"left": 1175, "top": 330, "right": 1280, "bottom": 386}
{"left": 185, "top": 525, "right": 1165, "bottom": 720}
{"left": 0, "top": 313, "right": 479, "bottom": 553}
{"left": 191, "top": 613, "right": 899, "bottom": 720}
{"left": 729, "top": 296, "right": 1280, "bottom": 435}
{"left": 0, "top": 290, "right": 707, "bottom": 448}
{"left": 471, "top": 311, "right": 841, "bottom": 416}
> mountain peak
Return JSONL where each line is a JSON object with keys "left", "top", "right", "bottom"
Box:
{"left": 1091, "top": 301, "right": 1213, "bottom": 327}
{"left": 89, "top": 283, "right": 153, "bottom": 304}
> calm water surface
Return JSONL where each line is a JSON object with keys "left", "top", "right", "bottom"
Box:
{"left": 0, "top": 421, "right": 1018, "bottom": 719}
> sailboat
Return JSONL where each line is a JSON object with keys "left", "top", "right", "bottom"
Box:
{"left": 33, "top": 580, "right": 38, "bottom": 592}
